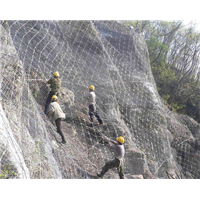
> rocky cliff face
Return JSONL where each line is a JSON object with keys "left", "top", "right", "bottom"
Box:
{"left": 1, "top": 20, "right": 200, "bottom": 179}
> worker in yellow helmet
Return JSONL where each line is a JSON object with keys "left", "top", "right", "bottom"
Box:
{"left": 97, "top": 136, "right": 125, "bottom": 179}
{"left": 44, "top": 71, "right": 61, "bottom": 114}
{"left": 47, "top": 95, "right": 66, "bottom": 144}
{"left": 82, "top": 85, "right": 103, "bottom": 127}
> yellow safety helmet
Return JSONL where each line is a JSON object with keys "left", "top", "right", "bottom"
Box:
{"left": 51, "top": 95, "right": 58, "bottom": 101}
{"left": 116, "top": 136, "right": 124, "bottom": 144}
{"left": 54, "top": 71, "right": 59, "bottom": 77}
{"left": 89, "top": 85, "right": 95, "bottom": 90}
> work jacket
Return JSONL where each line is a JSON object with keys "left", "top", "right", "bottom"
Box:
{"left": 83, "top": 91, "right": 96, "bottom": 105}
{"left": 47, "top": 77, "right": 61, "bottom": 93}
{"left": 109, "top": 139, "right": 125, "bottom": 159}
{"left": 48, "top": 101, "right": 65, "bottom": 121}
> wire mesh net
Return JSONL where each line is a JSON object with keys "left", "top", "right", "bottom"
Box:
{"left": 1, "top": 20, "right": 200, "bottom": 179}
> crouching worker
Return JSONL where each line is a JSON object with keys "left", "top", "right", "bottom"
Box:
{"left": 97, "top": 136, "right": 125, "bottom": 179}
{"left": 47, "top": 95, "right": 66, "bottom": 144}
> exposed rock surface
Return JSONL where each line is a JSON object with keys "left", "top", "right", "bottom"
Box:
{"left": 1, "top": 20, "right": 200, "bottom": 179}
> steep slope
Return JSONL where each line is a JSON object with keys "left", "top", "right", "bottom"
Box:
{"left": 1, "top": 20, "right": 200, "bottom": 179}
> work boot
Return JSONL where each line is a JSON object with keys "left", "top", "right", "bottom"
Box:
{"left": 62, "top": 140, "right": 66, "bottom": 144}
{"left": 88, "top": 123, "right": 93, "bottom": 127}
{"left": 97, "top": 173, "right": 103, "bottom": 178}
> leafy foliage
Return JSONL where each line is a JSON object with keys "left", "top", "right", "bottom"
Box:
{"left": 124, "top": 20, "right": 200, "bottom": 123}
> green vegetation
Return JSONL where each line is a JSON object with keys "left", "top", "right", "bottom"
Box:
{"left": 124, "top": 20, "right": 200, "bottom": 123}
{"left": 0, "top": 164, "right": 17, "bottom": 179}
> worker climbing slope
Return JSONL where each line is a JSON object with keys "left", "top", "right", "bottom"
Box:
{"left": 82, "top": 85, "right": 103, "bottom": 127}
{"left": 97, "top": 136, "right": 125, "bottom": 179}
{"left": 44, "top": 71, "right": 61, "bottom": 114}
{"left": 47, "top": 95, "right": 66, "bottom": 144}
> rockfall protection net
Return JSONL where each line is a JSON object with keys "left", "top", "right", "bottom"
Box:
{"left": 1, "top": 20, "right": 200, "bottom": 179}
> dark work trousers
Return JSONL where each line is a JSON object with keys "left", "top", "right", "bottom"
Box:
{"left": 99, "top": 158, "right": 125, "bottom": 179}
{"left": 89, "top": 104, "right": 103, "bottom": 124}
{"left": 55, "top": 118, "right": 66, "bottom": 143}
{"left": 44, "top": 91, "right": 55, "bottom": 114}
